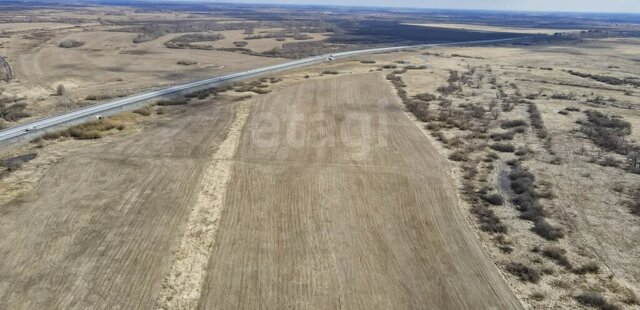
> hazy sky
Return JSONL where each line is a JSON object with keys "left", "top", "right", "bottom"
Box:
{"left": 213, "top": 0, "right": 640, "bottom": 13}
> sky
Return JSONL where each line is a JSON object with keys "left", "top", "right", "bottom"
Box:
{"left": 209, "top": 0, "right": 640, "bottom": 13}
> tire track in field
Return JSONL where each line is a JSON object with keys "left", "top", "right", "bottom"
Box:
{"left": 155, "top": 100, "right": 251, "bottom": 309}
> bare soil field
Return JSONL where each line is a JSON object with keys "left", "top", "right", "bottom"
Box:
{"left": 0, "top": 97, "right": 242, "bottom": 308}
{"left": 197, "top": 73, "right": 520, "bottom": 309}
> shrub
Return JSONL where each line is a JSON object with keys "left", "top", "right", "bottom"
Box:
{"left": 482, "top": 193, "right": 504, "bottom": 205}
{"left": 581, "top": 110, "right": 632, "bottom": 154}
{"left": 414, "top": 92, "right": 436, "bottom": 102}
{"left": 233, "top": 41, "right": 248, "bottom": 48}
{"left": 133, "top": 106, "right": 152, "bottom": 116}
{"left": 558, "top": 110, "right": 570, "bottom": 115}
{"left": 490, "top": 131, "right": 515, "bottom": 141}
{"left": 501, "top": 119, "right": 527, "bottom": 129}
{"left": 56, "top": 84, "right": 66, "bottom": 96}
{"left": 177, "top": 60, "right": 197, "bottom": 66}
{"left": 58, "top": 39, "right": 84, "bottom": 48}
{"left": 471, "top": 205, "right": 507, "bottom": 234}
{"left": 490, "top": 143, "right": 515, "bottom": 153}
{"left": 321, "top": 70, "right": 339, "bottom": 75}
{"left": 360, "top": 60, "right": 376, "bottom": 64}
{"left": 448, "top": 150, "right": 468, "bottom": 162}
{"left": 85, "top": 94, "right": 112, "bottom": 101}
{"left": 533, "top": 218, "right": 564, "bottom": 241}
{"left": 505, "top": 262, "right": 541, "bottom": 283}
{"left": 575, "top": 291, "right": 620, "bottom": 310}
{"left": 574, "top": 262, "right": 600, "bottom": 274}
{"left": 157, "top": 97, "right": 189, "bottom": 106}
{"left": 0, "top": 103, "right": 30, "bottom": 121}
{"left": 542, "top": 246, "right": 571, "bottom": 268}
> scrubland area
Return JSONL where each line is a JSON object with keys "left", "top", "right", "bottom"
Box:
{"left": 355, "top": 39, "right": 640, "bottom": 309}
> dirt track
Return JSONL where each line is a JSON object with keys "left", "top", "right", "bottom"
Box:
{"left": 198, "top": 73, "right": 521, "bottom": 309}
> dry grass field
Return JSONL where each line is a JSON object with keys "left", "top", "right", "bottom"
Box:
{"left": 0, "top": 97, "right": 241, "bottom": 308}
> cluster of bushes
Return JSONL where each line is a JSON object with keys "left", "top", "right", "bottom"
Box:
{"left": 541, "top": 246, "right": 572, "bottom": 268}
{"left": 551, "top": 92, "right": 576, "bottom": 100}
{"left": 505, "top": 262, "right": 541, "bottom": 283}
{"left": 526, "top": 102, "right": 548, "bottom": 139}
{"left": 575, "top": 291, "right": 621, "bottom": 310}
{"left": 85, "top": 94, "right": 113, "bottom": 101}
{"left": 0, "top": 102, "right": 29, "bottom": 122}
{"left": 321, "top": 70, "right": 339, "bottom": 75}
{"left": 43, "top": 118, "right": 124, "bottom": 140}
{"left": 360, "top": 60, "right": 376, "bottom": 64}
{"left": 386, "top": 71, "right": 434, "bottom": 122}
{"left": 501, "top": 119, "right": 527, "bottom": 129}
{"left": 436, "top": 71, "right": 462, "bottom": 95}
{"left": 490, "top": 142, "right": 515, "bottom": 153}
{"left": 580, "top": 110, "right": 631, "bottom": 154}
{"left": 567, "top": 70, "right": 640, "bottom": 87}
{"left": 472, "top": 204, "right": 508, "bottom": 234}
{"left": 164, "top": 33, "right": 225, "bottom": 49}
{"left": 133, "top": 106, "right": 153, "bottom": 116}
{"left": 509, "top": 163, "right": 564, "bottom": 240}
{"left": 245, "top": 31, "right": 312, "bottom": 41}
{"left": 157, "top": 97, "right": 189, "bottom": 106}
{"left": 184, "top": 84, "right": 233, "bottom": 100}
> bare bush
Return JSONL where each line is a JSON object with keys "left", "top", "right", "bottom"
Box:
{"left": 177, "top": 60, "right": 197, "bottom": 66}
{"left": 490, "top": 143, "right": 515, "bottom": 153}
{"left": 0, "top": 102, "right": 30, "bottom": 121}
{"left": 157, "top": 97, "right": 189, "bottom": 106}
{"left": 505, "top": 262, "right": 541, "bottom": 283}
{"left": 58, "top": 39, "right": 84, "bottom": 48}
{"left": 56, "top": 84, "right": 66, "bottom": 96}
{"left": 482, "top": 193, "right": 504, "bottom": 205}
{"left": 233, "top": 41, "right": 248, "bottom": 48}
{"left": 575, "top": 291, "right": 620, "bottom": 310}
{"left": 501, "top": 119, "right": 527, "bottom": 129}
{"left": 574, "top": 262, "right": 600, "bottom": 274}
{"left": 133, "top": 106, "right": 153, "bottom": 116}
{"left": 472, "top": 205, "right": 508, "bottom": 233}
{"left": 542, "top": 246, "right": 572, "bottom": 268}
{"left": 533, "top": 218, "right": 565, "bottom": 241}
